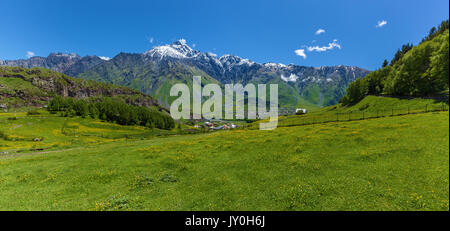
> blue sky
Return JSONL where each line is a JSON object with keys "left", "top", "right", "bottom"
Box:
{"left": 1, "top": 0, "right": 448, "bottom": 70}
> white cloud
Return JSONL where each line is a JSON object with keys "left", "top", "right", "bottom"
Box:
{"left": 149, "top": 37, "right": 154, "bottom": 43}
{"left": 26, "top": 51, "right": 35, "bottom": 58}
{"left": 294, "top": 49, "right": 307, "bottom": 59}
{"left": 307, "top": 39, "right": 341, "bottom": 52}
{"left": 192, "top": 43, "right": 196, "bottom": 48}
{"left": 99, "top": 56, "right": 111, "bottom": 61}
{"left": 376, "top": 20, "right": 387, "bottom": 28}
{"left": 315, "top": 29, "right": 325, "bottom": 35}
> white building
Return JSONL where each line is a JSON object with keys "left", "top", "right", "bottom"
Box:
{"left": 295, "top": 108, "right": 307, "bottom": 115}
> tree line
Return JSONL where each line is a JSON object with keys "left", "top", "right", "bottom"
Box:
{"left": 341, "top": 20, "right": 449, "bottom": 105}
{"left": 48, "top": 96, "right": 175, "bottom": 130}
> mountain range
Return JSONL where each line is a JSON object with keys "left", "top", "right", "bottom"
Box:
{"left": 1, "top": 39, "right": 370, "bottom": 108}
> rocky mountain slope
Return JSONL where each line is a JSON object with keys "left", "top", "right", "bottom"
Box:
{"left": 0, "top": 53, "right": 106, "bottom": 77}
{"left": 1, "top": 40, "right": 370, "bottom": 107}
{"left": 0, "top": 66, "right": 163, "bottom": 110}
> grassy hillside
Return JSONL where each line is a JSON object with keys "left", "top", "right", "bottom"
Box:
{"left": 270, "top": 96, "right": 448, "bottom": 128}
{"left": 0, "top": 110, "right": 180, "bottom": 154}
{"left": 0, "top": 65, "right": 448, "bottom": 211}
{"left": 0, "top": 98, "right": 449, "bottom": 210}
{"left": 0, "top": 66, "right": 162, "bottom": 109}
{"left": 342, "top": 21, "right": 449, "bottom": 105}
{"left": 0, "top": 108, "right": 448, "bottom": 210}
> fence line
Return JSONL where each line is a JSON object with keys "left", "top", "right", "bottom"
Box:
{"left": 276, "top": 104, "right": 449, "bottom": 128}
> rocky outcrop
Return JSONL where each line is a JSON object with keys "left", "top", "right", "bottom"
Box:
{"left": 0, "top": 67, "right": 162, "bottom": 109}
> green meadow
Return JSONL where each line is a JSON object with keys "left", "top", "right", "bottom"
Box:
{"left": 0, "top": 111, "right": 179, "bottom": 154}
{"left": 0, "top": 97, "right": 448, "bottom": 211}
{"left": 269, "top": 96, "right": 449, "bottom": 128}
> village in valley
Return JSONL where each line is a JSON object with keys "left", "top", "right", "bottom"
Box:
{"left": 194, "top": 121, "right": 238, "bottom": 130}
{"left": 188, "top": 107, "right": 308, "bottom": 131}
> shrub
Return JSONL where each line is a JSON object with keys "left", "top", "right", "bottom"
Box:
{"left": 94, "top": 194, "right": 130, "bottom": 211}
{"left": 27, "top": 110, "right": 41, "bottom": 116}
{"left": 0, "top": 130, "right": 8, "bottom": 140}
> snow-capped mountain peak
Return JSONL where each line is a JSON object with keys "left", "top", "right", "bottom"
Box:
{"left": 144, "top": 39, "right": 199, "bottom": 59}
{"left": 143, "top": 40, "right": 259, "bottom": 72}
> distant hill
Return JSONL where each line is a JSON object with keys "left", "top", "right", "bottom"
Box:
{"left": 1, "top": 40, "right": 370, "bottom": 108}
{"left": 341, "top": 20, "right": 449, "bottom": 105}
{"left": 0, "top": 66, "right": 164, "bottom": 111}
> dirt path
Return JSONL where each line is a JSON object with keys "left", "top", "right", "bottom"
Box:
{"left": 11, "top": 124, "right": 23, "bottom": 130}
{"left": 0, "top": 147, "right": 84, "bottom": 159}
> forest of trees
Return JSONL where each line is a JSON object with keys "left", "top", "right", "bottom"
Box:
{"left": 48, "top": 96, "right": 175, "bottom": 130}
{"left": 341, "top": 20, "right": 449, "bottom": 105}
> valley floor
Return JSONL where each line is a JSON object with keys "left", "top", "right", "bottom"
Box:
{"left": 0, "top": 111, "right": 448, "bottom": 211}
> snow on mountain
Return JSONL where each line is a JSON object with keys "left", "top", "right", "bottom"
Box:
{"left": 1, "top": 38, "right": 371, "bottom": 107}
{"left": 144, "top": 39, "right": 201, "bottom": 60}
{"left": 218, "top": 54, "right": 255, "bottom": 71}
{"left": 140, "top": 39, "right": 369, "bottom": 88}
{"left": 281, "top": 73, "right": 299, "bottom": 82}
{"left": 144, "top": 40, "right": 259, "bottom": 70}
{"left": 263, "top": 62, "right": 287, "bottom": 69}
{"left": 49, "top": 53, "right": 80, "bottom": 59}
{"left": 99, "top": 56, "right": 111, "bottom": 61}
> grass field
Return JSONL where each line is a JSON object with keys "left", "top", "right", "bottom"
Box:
{"left": 0, "top": 105, "right": 448, "bottom": 210}
{"left": 0, "top": 110, "right": 182, "bottom": 154}
{"left": 262, "top": 96, "right": 449, "bottom": 128}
